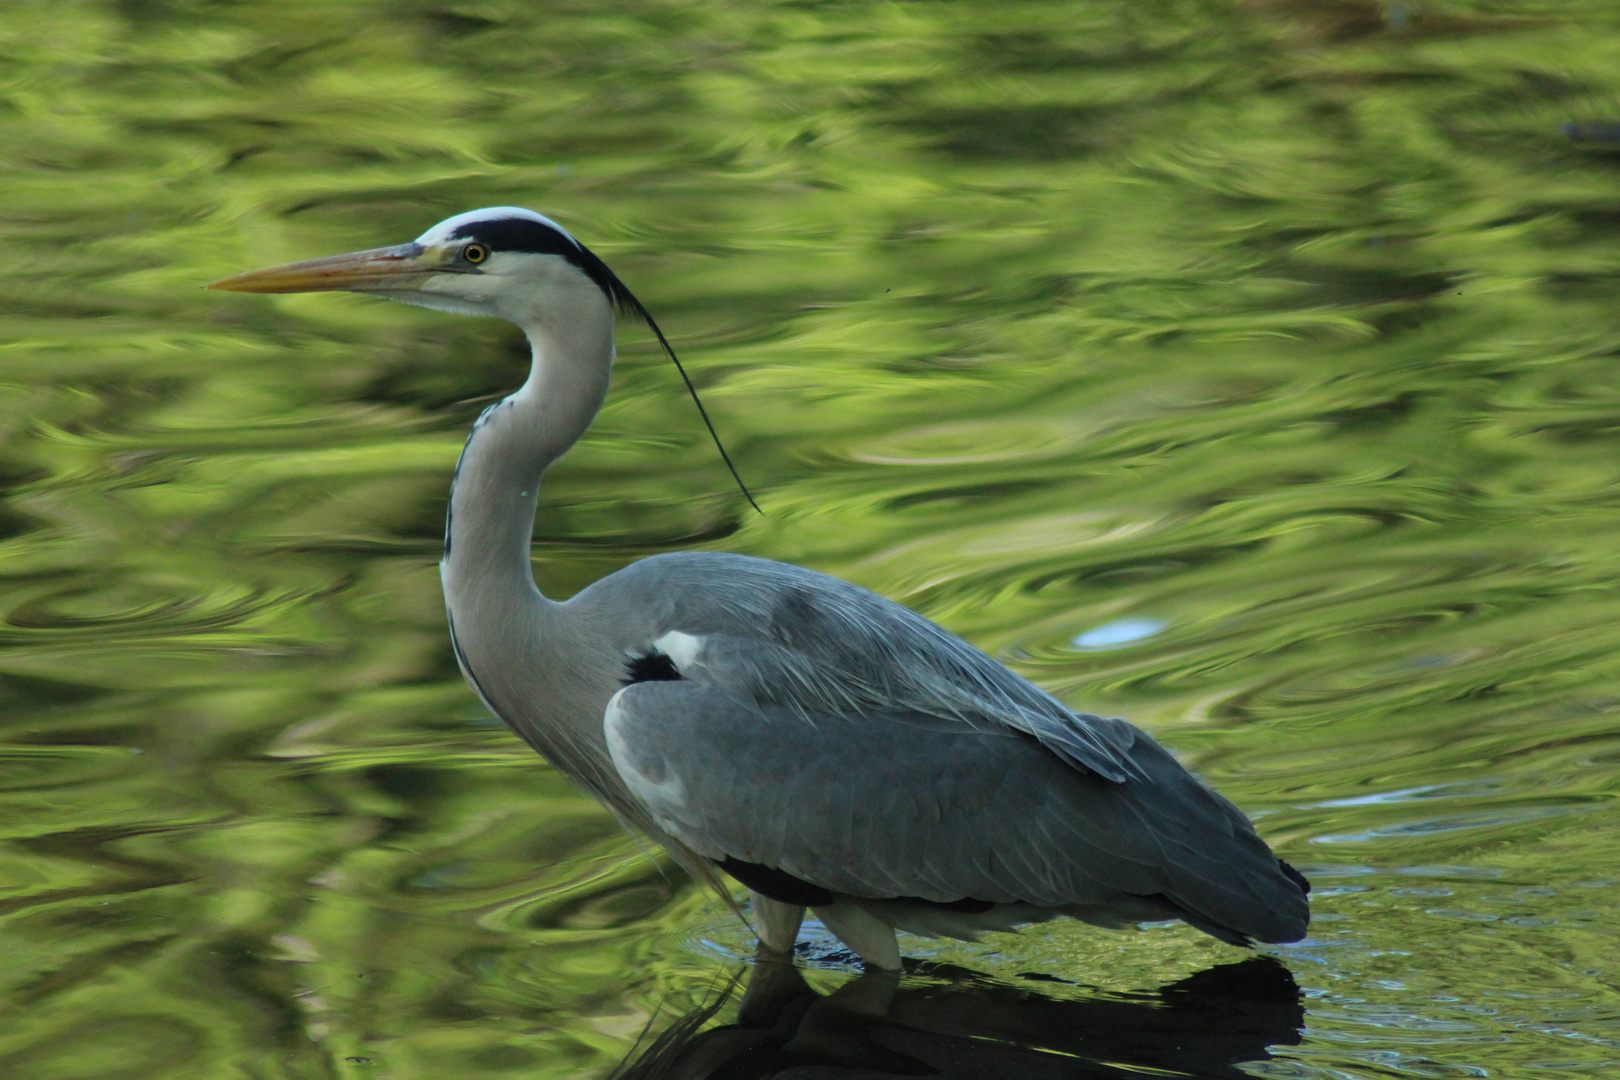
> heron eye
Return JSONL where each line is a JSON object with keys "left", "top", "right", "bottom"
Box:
{"left": 463, "top": 243, "right": 489, "bottom": 264}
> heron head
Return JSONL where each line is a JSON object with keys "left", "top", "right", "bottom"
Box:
{"left": 210, "top": 208, "right": 761, "bottom": 510}
{"left": 207, "top": 207, "right": 628, "bottom": 328}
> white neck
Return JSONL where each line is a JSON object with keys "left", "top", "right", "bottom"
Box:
{"left": 439, "top": 289, "right": 621, "bottom": 786}
{"left": 441, "top": 314, "right": 612, "bottom": 597}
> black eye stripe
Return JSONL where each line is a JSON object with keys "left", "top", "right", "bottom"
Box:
{"left": 449, "top": 218, "right": 579, "bottom": 256}
{"left": 448, "top": 217, "right": 632, "bottom": 308}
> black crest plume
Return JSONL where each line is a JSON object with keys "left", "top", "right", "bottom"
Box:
{"left": 580, "top": 250, "right": 762, "bottom": 515}
{"left": 452, "top": 216, "right": 760, "bottom": 514}
{"left": 592, "top": 260, "right": 761, "bottom": 515}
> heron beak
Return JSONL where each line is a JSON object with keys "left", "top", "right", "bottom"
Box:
{"left": 206, "top": 242, "right": 465, "bottom": 294}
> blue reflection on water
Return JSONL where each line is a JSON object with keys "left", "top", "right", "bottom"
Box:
{"left": 1070, "top": 616, "right": 1168, "bottom": 650}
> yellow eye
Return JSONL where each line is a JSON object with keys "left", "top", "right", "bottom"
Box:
{"left": 464, "top": 243, "right": 489, "bottom": 264}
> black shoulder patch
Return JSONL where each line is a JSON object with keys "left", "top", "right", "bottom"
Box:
{"left": 718, "top": 856, "right": 995, "bottom": 913}
{"left": 448, "top": 216, "right": 635, "bottom": 310}
{"left": 624, "top": 651, "right": 682, "bottom": 685}
{"left": 718, "top": 857, "right": 834, "bottom": 907}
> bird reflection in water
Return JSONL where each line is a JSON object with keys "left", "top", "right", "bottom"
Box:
{"left": 614, "top": 956, "right": 1304, "bottom": 1079}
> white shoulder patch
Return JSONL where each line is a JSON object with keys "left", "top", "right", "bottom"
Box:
{"left": 651, "top": 630, "right": 705, "bottom": 671}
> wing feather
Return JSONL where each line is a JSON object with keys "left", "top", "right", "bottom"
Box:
{"left": 604, "top": 680, "right": 1308, "bottom": 943}
{"left": 577, "top": 552, "right": 1142, "bottom": 782}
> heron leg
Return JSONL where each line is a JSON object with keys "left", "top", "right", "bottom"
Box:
{"left": 813, "top": 901, "right": 902, "bottom": 971}
{"left": 750, "top": 891, "right": 805, "bottom": 955}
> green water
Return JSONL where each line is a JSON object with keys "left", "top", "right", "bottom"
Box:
{"left": 4, "top": 0, "right": 1620, "bottom": 1075}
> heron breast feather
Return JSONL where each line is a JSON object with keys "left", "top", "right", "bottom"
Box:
{"left": 604, "top": 688, "right": 688, "bottom": 827}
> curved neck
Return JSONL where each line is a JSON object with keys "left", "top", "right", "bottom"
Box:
{"left": 442, "top": 313, "right": 614, "bottom": 605}
{"left": 437, "top": 282, "right": 669, "bottom": 836}
{"left": 438, "top": 295, "right": 620, "bottom": 794}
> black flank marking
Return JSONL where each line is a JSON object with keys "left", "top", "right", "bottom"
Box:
{"left": 624, "top": 651, "right": 682, "bottom": 685}
{"left": 1279, "top": 858, "right": 1311, "bottom": 897}
{"left": 718, "top": 857, "right": 993, "bottom": 913}
{"left": 719, "top": 857, "right": 834, "bottom": 907}
{"left": 919, "top": 896, "right": 995, "bottom": 913}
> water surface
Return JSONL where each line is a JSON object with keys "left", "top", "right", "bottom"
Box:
{"left": 4, "top": 1, "right": 1620, "bottom": 1077}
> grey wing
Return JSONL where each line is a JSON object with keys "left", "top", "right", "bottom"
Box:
{"left": 604, "top": 679, "right": 1309, "bottom": 945}
{"left": 578, "top": 552, "right": 1141, "bottom": 783}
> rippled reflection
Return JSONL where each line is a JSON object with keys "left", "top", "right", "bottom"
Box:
{"left": 618, "top": 958, "right": 1303, "bottom": 1080}
{"left": 5, "top": 0, "right": 1620, "bottom": 1076}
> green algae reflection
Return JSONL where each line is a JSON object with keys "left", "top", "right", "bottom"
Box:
{"left": 4, "top": 0, "right": 1620, "bottom": 1076}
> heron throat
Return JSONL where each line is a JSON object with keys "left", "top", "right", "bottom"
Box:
{"left": 439, "top": 299, "right": 621, "bottom": 792}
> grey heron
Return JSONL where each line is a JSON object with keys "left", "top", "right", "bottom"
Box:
{"left": 209, "top": 207, "right": 1310, "bottom": 970}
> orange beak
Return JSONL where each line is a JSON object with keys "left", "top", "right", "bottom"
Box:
{"left": 206, "top": 242, "right": 465, "bottom": 294}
